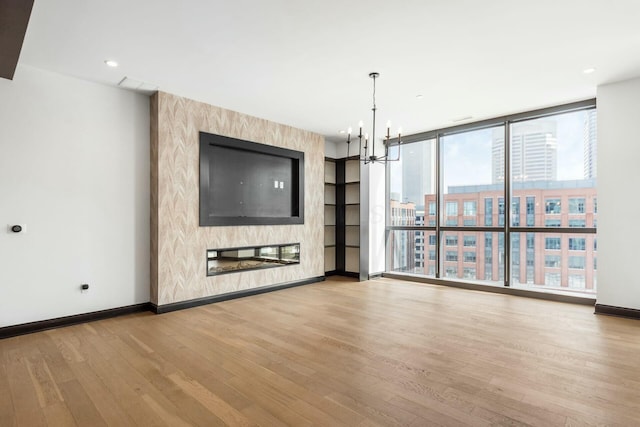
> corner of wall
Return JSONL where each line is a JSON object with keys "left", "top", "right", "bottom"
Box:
{"left": 150, "top": 92, "right": 159, "bottom": 305}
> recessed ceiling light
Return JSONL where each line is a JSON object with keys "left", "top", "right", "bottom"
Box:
{"left": 338, "top": 130, "right": 346, "bottom": 134}
{"left": 583, "top": 67, "right": 596, "bottom": 74}
{"left": 104, "top": 60, "right": 119, "bottom": 68}
{"left": 416, "top": 94, "right": 423, "bottom": 99}
{"left": 452, "top": 116, "right": 473, "bottom": 123}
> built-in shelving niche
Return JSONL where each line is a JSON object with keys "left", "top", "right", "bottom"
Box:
{"left": 324, "top": 157, "right": 361, "bottom": 278}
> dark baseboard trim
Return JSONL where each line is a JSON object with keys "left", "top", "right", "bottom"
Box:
{"left": 595, "top": 304, "right": 640, "bottom": 320}
{"left": 339, "top": 271, "right": 360, "bottom": 279}
{"left": 382, "top": 272, "right": 596, "bottom": 306}
{"left": 151, "top": 276, "right": 325, "bottom": 314}
{"left": 320, "top": 271, "right": 359, "bottom": 279}
{"left": 0, "top": 303, "right": 151, "bottom": 340}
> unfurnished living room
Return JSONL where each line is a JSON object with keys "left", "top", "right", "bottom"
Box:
{"left": 1, "top": 1, "right": 640, "bottom": 426}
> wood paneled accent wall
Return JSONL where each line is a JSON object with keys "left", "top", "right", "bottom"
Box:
{"left": 150, "top": 92, "right": 324, "bottom": 306}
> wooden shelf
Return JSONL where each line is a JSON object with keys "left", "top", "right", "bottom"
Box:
{"left": 324, "top": 227, "right": 336, "bottom": 246}
{"left": 345, "top": 226, "right": 359, "bottom": 246}
{"left": 324, "top": 246, "right": 336, "bottom": 271}
{"left": 345, "top": 160, "right": 359, "bottom": 183}
{"left": 345, "top": 246, "right": 359, "bottom": 273}
{"left": 324, "top": 205, "right": 335, "bottom": 226}
{"left": 324, "top": 185, "right": 336, "bottom": 205}
{"left": 345, "top": 184, "right": 359, "bottom": 204}
{"left": 345, "top": 205, "right": 359, "bottom": 225}
{"left": 324, "top": 160, "right": 336, "bottom": 184}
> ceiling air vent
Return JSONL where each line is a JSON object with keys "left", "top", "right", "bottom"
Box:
{"left": 117, "top": 77, "right": 158, "bottom": 94}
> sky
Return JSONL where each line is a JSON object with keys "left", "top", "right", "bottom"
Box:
{"left": 389, "top": 109, "right": 593, "bottom": 198}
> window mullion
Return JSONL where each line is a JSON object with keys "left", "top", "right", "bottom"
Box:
{"left": 504, "top": 122, "right": 511, "bottom": 287}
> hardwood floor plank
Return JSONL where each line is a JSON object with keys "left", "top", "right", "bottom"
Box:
{"left": 168, "top": 372, "right": 254, "bottom": 426}
{"left": 24, "top": 355, "right": 64, "bottom": 408}
{"left": 327, "top": 389, "right": 418, "bottom": 426}
{"left": 103, "top": 334, "right": 228, "bottom": 426}
{"left": 141, "top": 394, "right": 194, "bottom": 427}
{"left": 226, "top": 375, "right": 315, "bottom": 426}
{"left": 2, "top": 277, "right": 640, "bottom": 426}
{"left": 42, "top": 402, "right": 78, "bottom": 427}
{"left": 387, "top": 394, "right": 470, "bottom": 427}
{"left": 240, "top": 404, "right": 289, "bottom": 427}
{"left": 36, "top": 332, "right": 76, "bottom": 383}
{"left": 66, "top": 361, "right": 137, "bottom": 426}
{"left": 57, "top": 379, "right": 107, "bottom": 427}
{"left": 3, "top": 337, "right": 47, "bottom": 426}
{"left": 76, "top": 334, "right": 183, "bottom": 426}
{"left": 0, "top": 356, "right": 16, "bottom": 427}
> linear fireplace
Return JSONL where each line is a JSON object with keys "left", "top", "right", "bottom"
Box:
{"left": 206, "top": 243, "right": 300, "bottom": 276}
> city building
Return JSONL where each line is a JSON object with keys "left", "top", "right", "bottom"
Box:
{"left": 492, "top": 121, "right": 558, "bottom": 183}
{"left": 584, "top": 109, "right": 598, "bottom": 179}
{"left": 400, "top": 142, "right": 435, "bottom": 210}
{"left": 414, "top": 210, "right": 425, "bottom": 270}
{"left": 423, "top": 180, "right": 597, "bottom": 291}
{"left": 389, "top": 198, "right": 416, "bottom": 272}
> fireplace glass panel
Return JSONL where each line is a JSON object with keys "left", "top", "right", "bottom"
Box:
{"left": 207, "top": 243, "right": 300, "bottom": 276}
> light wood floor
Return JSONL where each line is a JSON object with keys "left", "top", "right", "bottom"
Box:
{"left": 1, "top": 277, "right": 639, "bottom": 426}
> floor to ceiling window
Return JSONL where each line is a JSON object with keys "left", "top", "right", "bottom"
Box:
{"left": 386, "top": 100, "right": 597, "bottom": 295}
{"left": 388, "top": 138, "right": 435, "bottom": 275}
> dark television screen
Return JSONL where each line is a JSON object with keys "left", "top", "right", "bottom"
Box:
{"left": 199, "top": 132, "right": 304, "bottom": 226}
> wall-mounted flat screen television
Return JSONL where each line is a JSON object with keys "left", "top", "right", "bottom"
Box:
{"left": 199, "top": 132, "right": 304, "bottom": 226}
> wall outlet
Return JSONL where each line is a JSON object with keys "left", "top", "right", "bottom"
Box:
{"left": 7, "top": 224, "right": 27, "bottom": 234}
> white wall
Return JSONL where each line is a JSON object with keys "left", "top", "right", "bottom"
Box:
{"left": 325, "top": 140, "right": 337, "bottom": 159}
{"left": 368, "top": 162, "right": 386, "bottom": 275}
{"left": 332, "top": 139, "right": 350, "bottom": 159}
{"left": 0, "top": 65, "right": 150, "bottom": 327}
{"left": 596, "top": 76, "right": 640, "bottom": 310}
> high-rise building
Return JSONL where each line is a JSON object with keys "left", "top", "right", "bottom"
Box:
{"left": 492, "top": 122, "right": 557, "bottom": 183}
{"left": 414, "top": 211, "right": 425, "bottom": 271}
{"left": 400, "top": 141, "right": 435, "bottom": 210}
{"left": 584, "top": 109, "right": 598, "bottom": 179}
{"left": 389, "top": 198, "right": 417, "bottom": 272}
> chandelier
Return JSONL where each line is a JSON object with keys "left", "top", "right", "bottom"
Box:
{"left": 346, "top": 72, "right": 402, "bottom": 163}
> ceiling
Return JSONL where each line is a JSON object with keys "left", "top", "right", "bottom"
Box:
{"left": 18, "top": 0, "right": 640, "bottom": 143}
